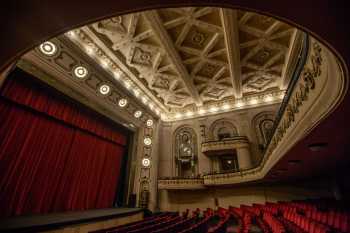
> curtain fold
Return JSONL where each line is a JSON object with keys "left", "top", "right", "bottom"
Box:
{"left": 0, "top": 69, "right": 127, "bottom": 217}
{"left": 1, "top": 69, "right": 127, "bottom": 146}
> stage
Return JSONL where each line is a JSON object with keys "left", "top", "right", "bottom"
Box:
{"left": 0, "top": 208, "right": 144, "bottom": 233}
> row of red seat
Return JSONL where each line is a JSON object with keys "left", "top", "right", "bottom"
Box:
{"left": 229, "top": 206, "right": 252, "bottom": 233}
{"left": 283, "top": 210, "right": 330, "bottom": 233}
{"left": 94, "top": 199, "right": 349, "bottom": 233}
{"left": 306, "top": 209, "right": 349, "bottom": 232}
{"left": 241, "top": 204, "right": 261, "bottom": 216}
{"left": 263, "top": 212, "right": 286, "bottom": 233}
{"left": 256, "top": 216, "right": 271, "bottom": 233}
{"left": 179, "top": 215, "right": 213, "bottom": 233}
{"left": 208, "top": 212, "right": 231, "bottom": 233}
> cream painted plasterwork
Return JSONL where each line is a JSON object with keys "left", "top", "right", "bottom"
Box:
{"left": 20, "top": 37, "right": 156, "bottom": 129}
{"left": 201, "top": 136, "right": 249, "bottom": 155}
{"left": 158, "top": 178, "right": 205, "bottom": 190}
{"left": 158, "top": 37, "right": 347, "bottom": 188}
{"left": 64, "top": 7, "right": 300, "bottom": 122}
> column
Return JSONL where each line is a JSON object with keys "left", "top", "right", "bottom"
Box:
{"left": 236, "top": 145, "right": 252, "bottom": 170}
{"left": 159, "top": 189, "right": 170, "bottom": 211}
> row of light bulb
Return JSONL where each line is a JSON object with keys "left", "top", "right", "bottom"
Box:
{"left": 65, "top": 30, "right": 163, "bottom": 117}
{"left": 172, "top": 94, "right": 283, "bottom": 119}
{"left": 39, "top": 41, "right": 155, "bottom": 127}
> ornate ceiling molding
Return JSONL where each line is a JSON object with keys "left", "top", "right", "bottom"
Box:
{"left": 20, "top": 7, "right": 302, "bottom": 122}
{"left": 220, "top": 9, "right": 242, "bottom": 98}
{"left": 280, "top": 30, "right": 304, "bottom": 90}
{"left": 143, "top": 10, "right": 203, "bottom": 106}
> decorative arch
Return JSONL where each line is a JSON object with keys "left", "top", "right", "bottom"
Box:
{"left": 209, "top": 119, "right": 238, "bottom": 140}
{"left": 252, "top": 111, "right": 276, "bottom": 149}
{"left": 173, "top": 125, "right": 198, "bottom": 177}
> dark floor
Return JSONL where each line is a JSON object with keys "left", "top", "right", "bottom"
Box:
{"left": 0, "top": 208, "right": 143, "bottom": 232}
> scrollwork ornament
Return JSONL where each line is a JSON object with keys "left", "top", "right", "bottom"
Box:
{"left": 262, "top": 42, "right": 323, "bottom": 169}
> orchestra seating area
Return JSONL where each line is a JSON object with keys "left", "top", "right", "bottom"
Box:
{"left": 92, "top": 199, "right": 350, "bottom": 233}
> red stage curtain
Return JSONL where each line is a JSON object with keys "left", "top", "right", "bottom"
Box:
{"left": 1, "top": 70, "right": 127, "bottom": 146}
{"left": 0, "top": 69, "right": 127, "bottom": 217}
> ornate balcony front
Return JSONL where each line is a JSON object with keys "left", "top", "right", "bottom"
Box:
{"left": 201, "top": 136, "right": 249, "bottom": 156}
{"left": 158, "top": 177, "right": 205, "bottom": 190}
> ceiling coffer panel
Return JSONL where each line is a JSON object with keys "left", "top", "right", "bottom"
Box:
{"left": 72, "top": 7, "right": 299, "bottom": 112}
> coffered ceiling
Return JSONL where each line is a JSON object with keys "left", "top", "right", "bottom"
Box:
{"left": 28, "top": 7, "right": 303, "bottom": 121}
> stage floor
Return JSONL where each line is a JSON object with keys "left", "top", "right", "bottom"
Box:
{"left": 0, "top": 208, "right": 143, "bottom": 232}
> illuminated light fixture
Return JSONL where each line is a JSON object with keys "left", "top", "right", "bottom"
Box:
{"left": 39, "top": 41, "right": 57, "bottom": 56}
{"left": 264, "top": 95, "right": 273, "bottom": 102}
{"left": 124, "top": 81, "right": 131, "bottom": 89}
{"left": 113, "top": 71, "right": 122, "bottom": 80}
{"left": 186, "top": 111, "right": 194, "bottom": 117}
{"left": 66, "top": 30, "right": 76, "bottom": 38}
{"left": 198, "top": 108, "right": 206, "bottom": 115}
{"left": 236, "top": 101, "right": 244, "bottom": 108}
{"left": 250, "top": 98, "right": 258, "bottom": 105}
{"left": 73, "top": 66, "right": 88, "bottom": 78}
{"left": 155, "top": 109, "right": 160, "bottom": 115}
{"left": 175, "top": 113, "right": 182, "bottom": 118}
{"left": 149, "top": 103, "right": 154, "bottom": 110}
{"left": 118, "top": 98, "right": 128, "bottom": 107}
{"left": 85, "top": 45, "right": 94, "bottom": 55}
{"left": 209, "top": 106, "right": 218, "bottom": 113}
{"left": 146, "top": 119, "right": 153, "bottom": 127}
{"left": 142, "top": 158, "right": 151, "bottom": 167}
{"left": 133, "top": 89, "right": 140, "bottom": 97}
{"left": 134, "top": 110, "right": 142, "bottom": 118}
{"left": 222, "top": 104, "right": 230, "bottom": 110}
{"left": 99, "top": 84, "right": 110, "bottom": 95}
{"left": 101, "top": 59, "right": 109, "bottom": 68}
{"left": 129, "top": 123, "right": 135, "bottom": 128}
{"left": 308, "top": 142, "right": 328, "bottom": 152}
{"left": 143, "top": 137, "right": 152, "bottom": 146}
{"left": 142, "top": 97, "right": 148, "bottom": 104}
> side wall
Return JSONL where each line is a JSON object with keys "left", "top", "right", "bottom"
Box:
{"left": 158, "top": 104, "right": 279, "bottom": 178}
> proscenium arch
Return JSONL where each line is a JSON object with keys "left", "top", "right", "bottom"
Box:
{"left": 0, "top": 1, "right": 348, "bottom": 189}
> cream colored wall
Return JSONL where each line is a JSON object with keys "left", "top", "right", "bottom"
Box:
{"left": 158, "top": 104, "right": 279, "bottom": 178}
{"left": 159, "top": 184, "right": 332, "bottom": 213}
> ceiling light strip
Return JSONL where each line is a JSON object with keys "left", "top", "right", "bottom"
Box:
{"left": 163, "top": 91, "right": 284, "bottom": 121}
{"left": 67, "top": 28, "right": 168, "bottom": 115}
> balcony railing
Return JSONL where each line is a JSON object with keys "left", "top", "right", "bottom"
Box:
{"left": 200, "top": 33, "right": 311, "bottom": 185}
{"left": 201, "top": 136, "right": 249, "bottom": 155}
{"left": 158, "top": 33, "right": 347, "bottom": 188}
{"left": 158, "top": 177, "right": 205, "bottom": 190}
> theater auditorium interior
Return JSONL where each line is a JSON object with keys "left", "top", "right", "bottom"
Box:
{"left": 1, "top": 1, "right": 350, "bottom": 233}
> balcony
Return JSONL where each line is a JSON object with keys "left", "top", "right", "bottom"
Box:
{"left": 158, "top": 177, "right": 205, "bottom": 190}
{"left": 158, "top": 36, "right": 346, "bottom": 188}
{"left": 201, "top": 136, "right": 249, "bottom": 156}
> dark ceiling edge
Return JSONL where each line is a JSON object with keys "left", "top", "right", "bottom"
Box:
{"left": 1, "top": 1, "right": 349, "bottom": 83}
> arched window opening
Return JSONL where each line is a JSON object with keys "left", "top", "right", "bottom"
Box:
{"left": 173, "top": 126, "right": 198, "bottom": 177}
